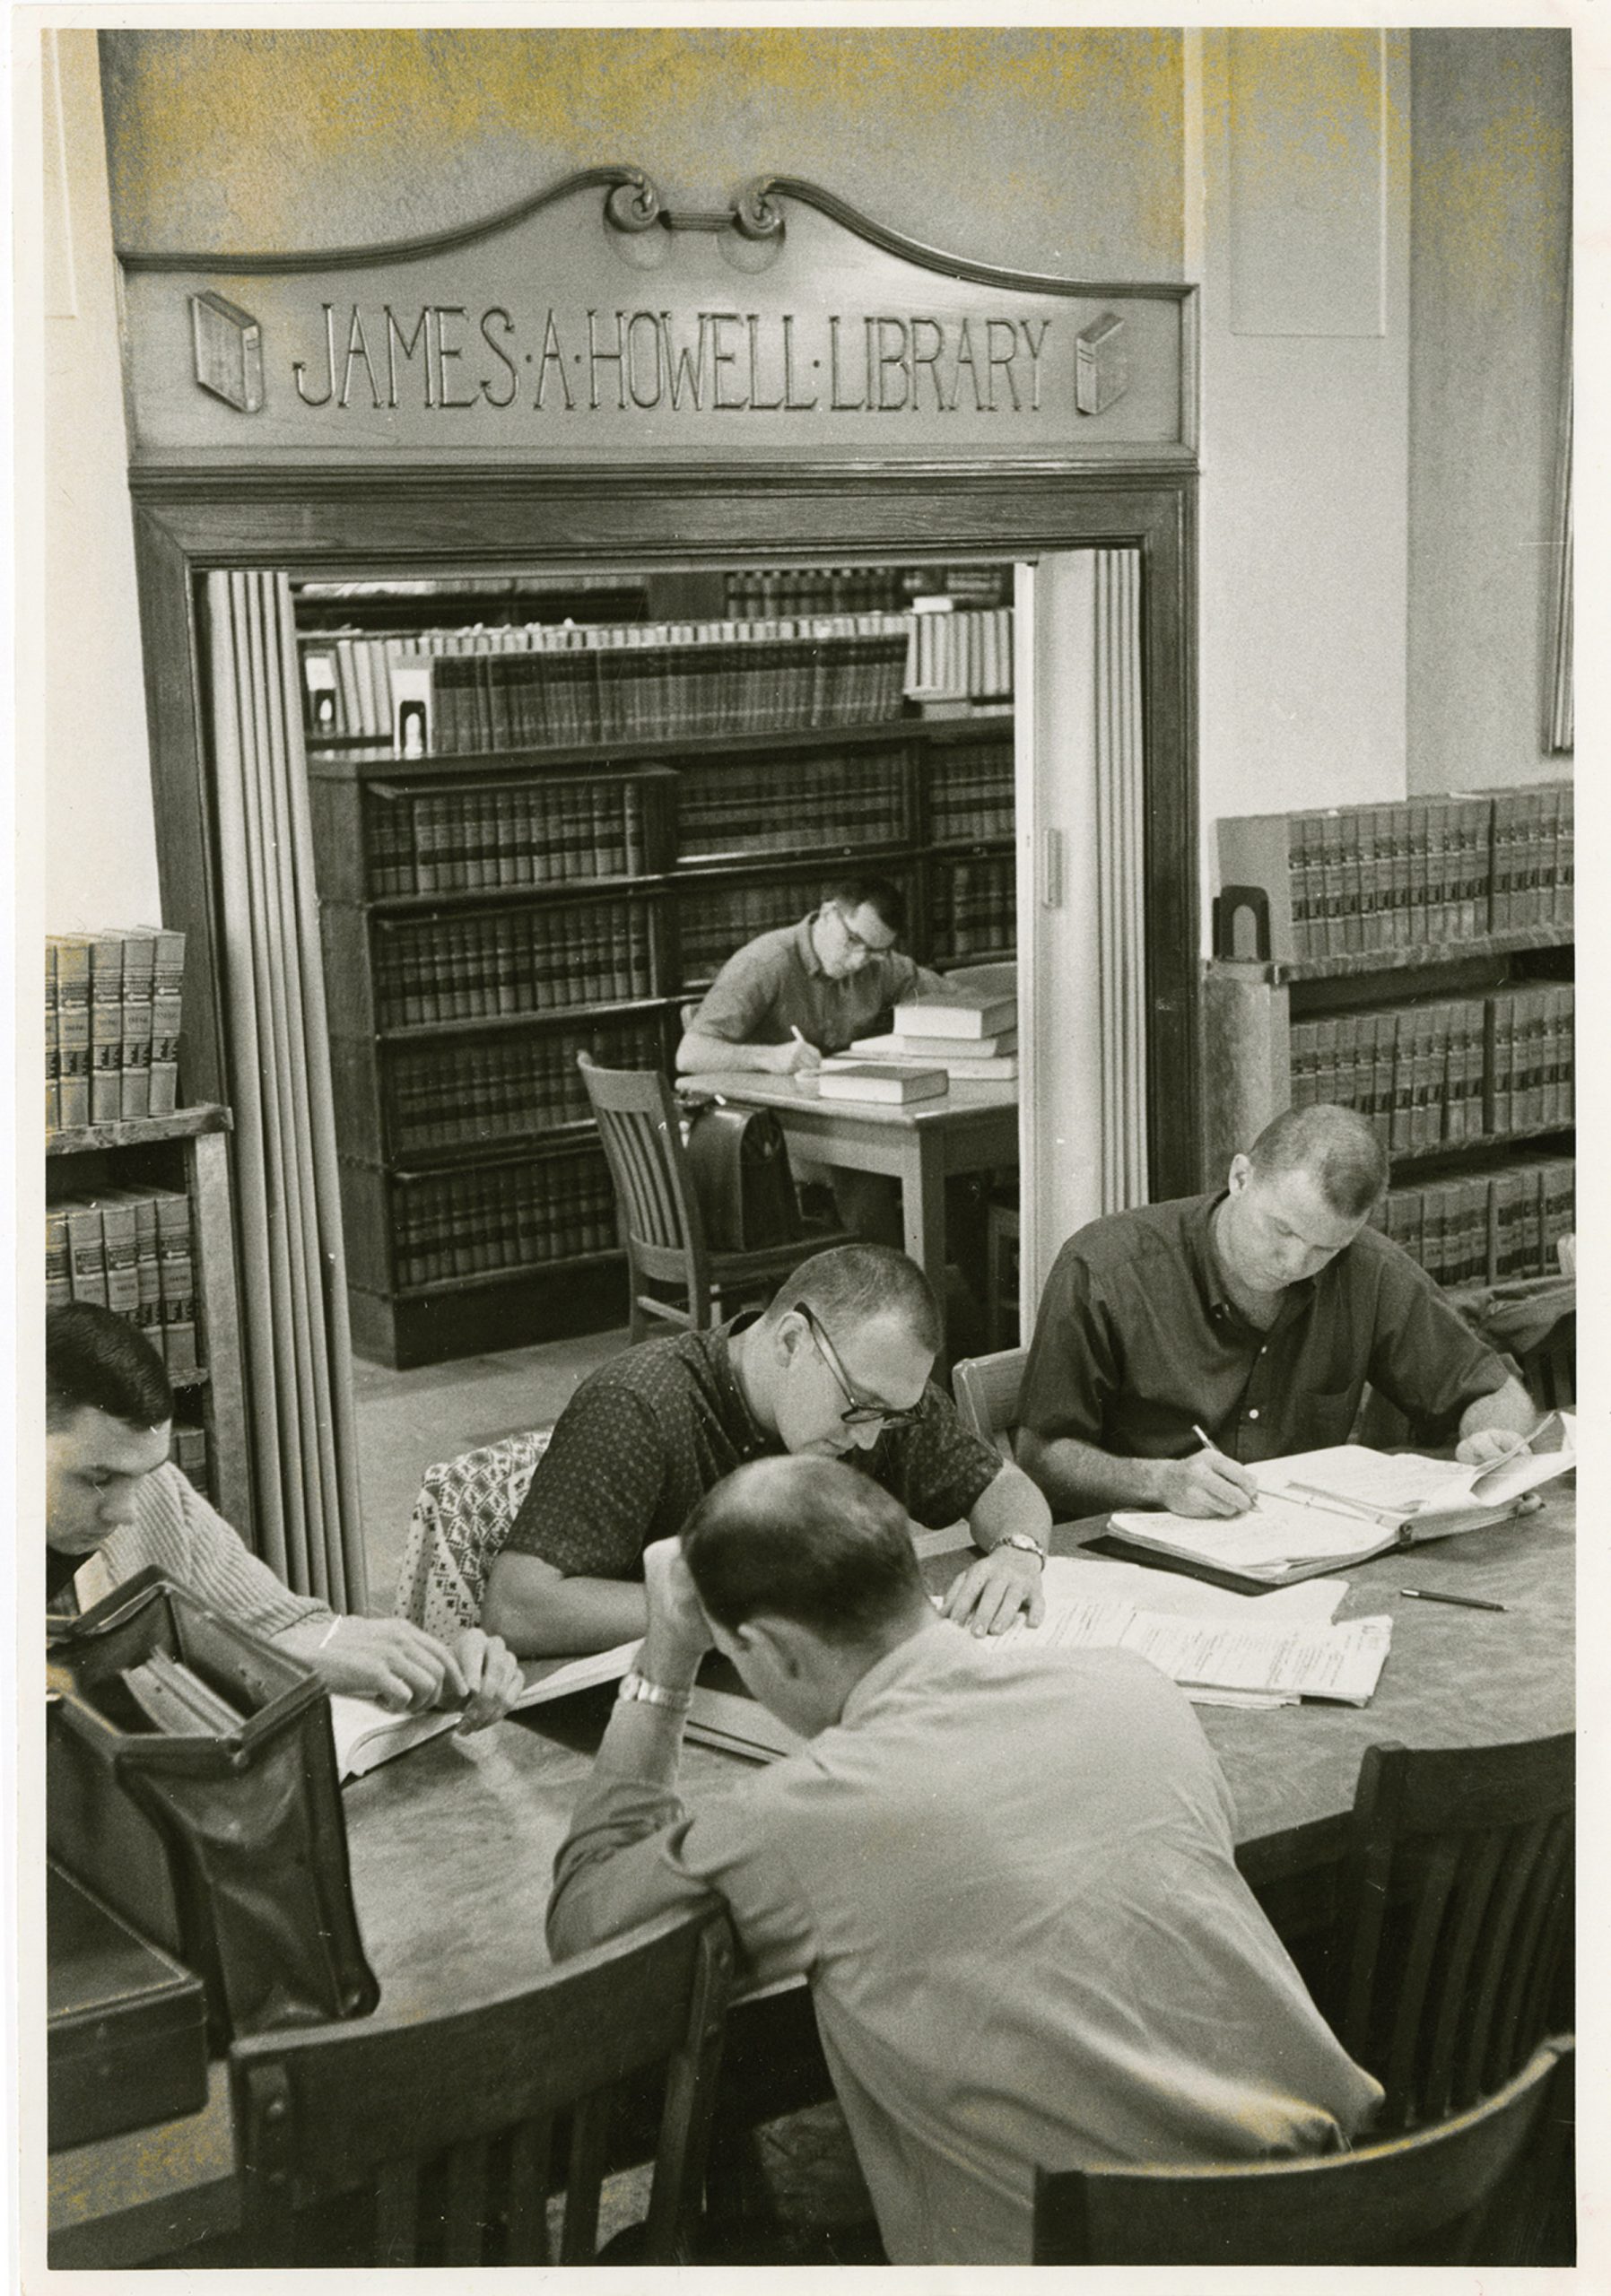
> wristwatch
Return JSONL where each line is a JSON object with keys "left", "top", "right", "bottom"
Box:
{"left": 992, "top": 1532, "right": 1047, "bottom": 1566}
{"left": 617, "top": 1668, "right": 692, "bottom": 1712}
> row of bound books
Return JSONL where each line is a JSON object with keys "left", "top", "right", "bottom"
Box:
{"left": 1289, "top": 985, "right": 1573, "bottom": 1153}
{"left": 370, "top": 897, "right": 657, "bottom": 1032}
{"left": 675, "top": 754, "right": 906, "bottom": 863}
{"left": 386, "top": 1019, "right": 663, "bottom": 1159}
{"left": 675, "top": 873, "right": 914, "bottom": 987}
{"left": 909, "top": 606, "right": 1014, "bottom": 702}
{"left": 1218, "top": 782, "right": 1573, "bottom": 961}
{"left": 930, "top": 856, "right": 1016, "bottom": 961}
{"left": 364, "top": 778, "right": 652, "bottom": 898}
{"left": 390, "top": 1152, "right": 618, "bottom": 1291}
{"left": 1372, "top": 1157, "right": 1574, "bottom": 1288}
{"left": 927, "top": 739, "right": 1014, "bottom": 844}
{"left": 725, "top": 567, "right": 915, "bottom": 618}
{"left": 307, "top": 615, "right": 914, "bottom": 753}
{"left": 47, "top": 1188, "right": 200, "bottom": 1376}
{"left": 48, "top": 929, "right": 186, "bottom": 1132}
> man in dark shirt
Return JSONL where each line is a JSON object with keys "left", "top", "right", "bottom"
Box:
{"left": 483, "top": 1244, "right": 1052, "bottom": 1654}
{"left": 675, "top": 874, "right": 949, "bottom": 1082}
{"left": 1019, "top": 1104, "right": 1535, "bottom": 1521}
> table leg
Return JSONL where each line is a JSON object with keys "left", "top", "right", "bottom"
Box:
{"left": 901, "top": 1132, "right": 949, "bottom": 1287}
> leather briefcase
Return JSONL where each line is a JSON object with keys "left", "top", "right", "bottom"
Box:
{"left": 683, "top": 1098, "right": 805, "bottom": 1252}
{"left": 47, "top": 1568, "right": 379, "bottom": 2048}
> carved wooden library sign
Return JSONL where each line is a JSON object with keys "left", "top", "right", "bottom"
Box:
{"left": 119, "top": 168, "right": 1196, "bottom": 467}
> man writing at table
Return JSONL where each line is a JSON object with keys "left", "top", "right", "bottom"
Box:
{"left": 675, "top": 874, "right": 948, "bottom": 1084}
{"left": 1018, "top": 1102, "right": 1535, "bottom": 1521}
{"left": 483, "top": 1244, "right": 1050, "bottom": 1654}
{"left": 548, "top": 1455, "right": 1381, "bottom": 2265}
{"left": 47, "top": 1302, "right": 521, "bottom": 1727}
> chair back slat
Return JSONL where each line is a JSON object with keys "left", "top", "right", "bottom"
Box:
{"left": 442, "top": 2135, "right": 490, "bottom": 2266}
{"left": 1032, "top": 2039, "right": 1572, "bottom": 2267}
{"left": 373, "top": 2158, "right": 418, "bottom": 2266}
{"left": 559, "top": 2090, "right": 613, "bottom": 2263}
{"left": 231, "top": 1907, "right": 734, "bottom": 2267}
{"left": 1336, "top": 1734, "right": 1573, "bottom": 2135}
{"left": 501, "top": 2116, "right": 553, "bottom": 2266}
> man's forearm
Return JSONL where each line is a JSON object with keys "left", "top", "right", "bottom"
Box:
{"left": 676, "top": 1029, "right": 776, "bottom": 1075}
{"left": 1459, "top": 1376, "right": 1537, "bottom": 1442}
{"left": 966, "top": 1461, "right": 1054, "bottom": 1548}
{"left": 1017, "top": 1431, "right": 1173, "bottom": 1518}
{"left": 482, "top": 1557, "right": 649, "bottom": 1657}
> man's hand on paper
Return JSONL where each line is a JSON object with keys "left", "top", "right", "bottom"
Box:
{"left": 640, "top": 1536, "right": 713, "bottom": 1686}
{"left": 311, "top": 1613, "right": 469, "bottom": 1714}
{"left": 1456, "top": 1425, "right": 1530, "bottom": 1467}
{"left": 449, "top": 1626, "right": 523, "bottom": 1732}
{"left": 1153, "top": 1451, "right": 1259, "bottom": 1518}
{"left": 940, "top": 1545, "right": 1046, "bottom": 1637}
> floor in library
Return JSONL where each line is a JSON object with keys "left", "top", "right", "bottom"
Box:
{"left": 352, "top": 1324, "right": 628, "bottom": 1605}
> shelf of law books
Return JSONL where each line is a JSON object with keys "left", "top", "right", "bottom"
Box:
{"left": 297, "top": 569, "right": 1018, "bottom": 1365}
{"left": 45, "top": 932, "right": 252, "bottom": 1532}
{"left": 1205, "top": 783, "right": 1574, "bottom": 1309}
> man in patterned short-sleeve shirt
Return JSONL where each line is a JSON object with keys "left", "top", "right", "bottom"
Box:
{"left": 483, "top": 1245, "right": 1053, "bottom": 1656}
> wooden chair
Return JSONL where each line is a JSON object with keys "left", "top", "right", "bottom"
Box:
{"left": 579, "top": 1053, "right": 842, "bottom": 1341}
{"left": 230, "top": 1906, "right": 734, "bottom": 2267}
{"left": 1328, "top": 1731, "right": 1574, "bottom": 2134}
{"left": 951, "top": 1345, "right": 1026, "bottom": 1463}
{"left": 1032, "top": 2035, "right": 1573, "bottom": 2266}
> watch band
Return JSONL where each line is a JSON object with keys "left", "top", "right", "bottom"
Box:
{"left": 992, "top": 1532, "right": 1047, "bottom": 1564}
{"left": 617, "top": 1668, "right": 693, "bottom": 1712}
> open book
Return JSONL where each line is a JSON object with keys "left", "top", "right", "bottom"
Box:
{"left": 332, "top": 1635, "right": 640, "bottom": 1782}
{"left": 1107, "top": 1416, "right": 1574, "bottom": 1589}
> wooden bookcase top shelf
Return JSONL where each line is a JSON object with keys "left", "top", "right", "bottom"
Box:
{"left": 1207, "top": 921, "right": 1574, "bottom": 989}
{"left": 306, "top": 711, "right": 1012, "bottom": 784}
{"left": 47, "top": 1104, "right": 233, "bottom": 1157}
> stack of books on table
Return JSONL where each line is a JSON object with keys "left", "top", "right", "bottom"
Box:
{"left": 48, "top": 928, "right": 186, "bottom": 1132}
{"left": 846, "top": 987, "right": 1019, "bottom": 1082}
{"left": 815, "top": 1062, "right": 950, "bottom": 1106}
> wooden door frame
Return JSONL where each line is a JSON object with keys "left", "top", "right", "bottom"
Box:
{"left": 128, "top": 457, "right": 1200, "bottom": 1198}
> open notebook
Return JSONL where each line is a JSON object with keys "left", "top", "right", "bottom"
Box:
{"left": 1106, "top": 1414, "right": 1574, "bottom": 1589}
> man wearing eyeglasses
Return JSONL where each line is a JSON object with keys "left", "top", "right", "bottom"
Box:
{"left": 482, "top": 1243, "right": 1052, "bottom": 1657}
{"left": 676, "top": 874, "right": 948, "bottom": 1084}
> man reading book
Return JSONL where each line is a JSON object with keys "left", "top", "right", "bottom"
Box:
{"left": 547, "top": 1455, "right": 1381, "bottom": 2265}
{"left": 483, "top": 1244, "right": 1051, "bottom": 1655}
{"left": 47, "top": 1302, "right": 520, "bottom": 1727}
{"left": 1019, "top": 1104, "right": 1534, "bottom": 1520}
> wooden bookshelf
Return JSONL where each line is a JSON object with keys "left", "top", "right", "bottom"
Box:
{"left": 45, "top": 1103, "right": 251, "bottom": 1534}
{"left": 309, "top": 709, "right": 1016, "bottom": 1368}
{"left": 1206, "top": 791, "right": 1574, "bottom": 1307}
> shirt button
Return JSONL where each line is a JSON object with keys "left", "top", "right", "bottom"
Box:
{"left": 1248, "top": 1408, "right": 1260, "bottom": 1421}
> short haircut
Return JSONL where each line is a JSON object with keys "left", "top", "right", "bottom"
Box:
{"left": 47, "top": 1302, "right": 173, "bottom": 1431}
{"left": 822, "top": 874, "right": 906, "bottom": 937}
{"left": 1248, "top": 1102, "right": 1389, "bottom": 1219}
{"left": 760, "top": 1242, "right": 943, "bottom": 1357}
{"left": 682, "top": 1456, "right": 926, "bottom": 1645}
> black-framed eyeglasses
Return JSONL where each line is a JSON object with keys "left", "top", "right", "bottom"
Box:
{"left": 792, "top": 1300, "right": 926, "bottom": 1431}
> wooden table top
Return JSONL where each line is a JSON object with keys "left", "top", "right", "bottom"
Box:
{"left": 676, "top": 1069, "right": 1018, "bottom": 1127}
{"left": 346, "top": 1484, "right": 1573, "bottom": 2006}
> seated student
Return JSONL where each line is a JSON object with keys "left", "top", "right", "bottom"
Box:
{"left": 548, "top": 1456, "right": 1382, "bottom": 2266}
{"left": 482, "top": 1243, "right": 1050, "bottom": 1656}
{"left": 1018, "top": 1102, "right": 1535, "bottom": 1521}
{"left": 47, "top": 1302, "right": 520, "bottom": 1727}
{"left": 675, "top": 874, "right": 949, "bottom": 1083}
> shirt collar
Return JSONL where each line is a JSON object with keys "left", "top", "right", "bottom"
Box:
{"left": 712, "top": 1314, "right": 775, "bottom": 1456}
{"left": 793, "top": 911, "right": 826, "bottom": 979}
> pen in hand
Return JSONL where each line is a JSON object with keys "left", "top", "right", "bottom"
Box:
{"left": 1188, "top": 1424, "right": 1257, "bottom": 1518}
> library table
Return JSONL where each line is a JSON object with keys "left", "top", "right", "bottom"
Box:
{"left": 675, "top": 1070, "right": 1018, "bottom": 1286}
{"left": 48, "top": 1486, "right": 1572, "bottom": 2266}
